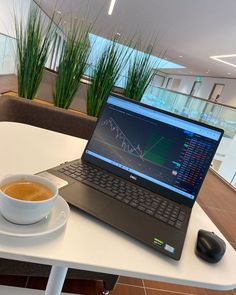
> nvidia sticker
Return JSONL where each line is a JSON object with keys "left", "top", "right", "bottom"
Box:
{"left": 153, "top": 237, "right": 164, "bottom": 247}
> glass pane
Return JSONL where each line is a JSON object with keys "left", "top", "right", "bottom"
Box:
{"left": 0, "top": 33, "right": 16, "bottom": 74}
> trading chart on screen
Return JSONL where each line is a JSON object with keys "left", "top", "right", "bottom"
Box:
{"left": 85, "top": 98, "right": 220, "bottom": 199}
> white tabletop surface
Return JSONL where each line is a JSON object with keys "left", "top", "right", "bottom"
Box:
{"left": 0, "top": 122, "right": 235, "bottom": 291}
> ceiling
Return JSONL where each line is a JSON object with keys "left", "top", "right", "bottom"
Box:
{"left": 37, "top": 0, "right": 236, "bottom": 78}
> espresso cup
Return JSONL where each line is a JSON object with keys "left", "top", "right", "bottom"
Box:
{"left": 0, "top": 174, "right": 58, "bottom": 224}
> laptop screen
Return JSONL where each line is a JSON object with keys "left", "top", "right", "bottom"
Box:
{"left": 84, "top": 95, "right": 223, "bottom": 202}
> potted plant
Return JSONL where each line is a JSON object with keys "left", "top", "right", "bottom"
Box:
{"left": 87, "top": 37, "right": 131, "bottom": 117}
{"left": 15, "top": 6, "right": 55, "bottom": 100}
{"left": 123, "top": 43, "right": 158, "bottom": 102}
{"left": 53, "top": 22, "right": 91, "bottom": 109}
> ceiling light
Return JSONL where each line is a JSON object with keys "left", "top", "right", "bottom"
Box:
{"left": 57, "top": 10, "right": 62, "bottom": 14}
{"left": 179, "top": 55, "right": 183, "bottom": 58}
{"left": 210, "top": 54, "right": 236, "bottom": 68}
{"left": 227, "top": 72, "right": 231, "bottom": 75}
{"left": 108, "top": 0, "right": 116, "bottom": 15}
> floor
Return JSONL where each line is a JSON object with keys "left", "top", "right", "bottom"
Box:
{"left": 0, "top": 75, "right": 236, "bottom": 294}
{"left": 0, "top": 274, "right": 236, "bottom": 295}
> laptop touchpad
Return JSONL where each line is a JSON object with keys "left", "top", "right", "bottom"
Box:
{"left": 59, "top": 182, "right": 111, "bottom": 214}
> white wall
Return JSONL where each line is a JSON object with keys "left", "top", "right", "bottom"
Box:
{"left": 0, "top": 0, "right": 31, "bottom": 38}
{"left": 0, "top": 0, "right": 65, "bottom": 73}
{"left": 165, "top": 74, "right": 236, "bottom": 107}
{"left": 197, "top": 77, "right": 236, "bottom": 107}
{"left": 177, "top": 76, "right": 196, "bottom": 94}
{"left": 0, "top": 0, "right": 32, "bottom": 74}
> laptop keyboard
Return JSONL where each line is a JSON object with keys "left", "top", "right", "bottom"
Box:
{"left": 58, "top": 162, "right": 186, "bottom": 230}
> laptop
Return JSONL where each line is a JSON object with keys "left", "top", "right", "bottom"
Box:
{"left": 42, "top": 94, "right": 224, "bottom": 260}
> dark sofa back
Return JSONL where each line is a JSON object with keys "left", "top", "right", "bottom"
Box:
{"left": 0, "top": 95, "right": 96, "bottom": 140}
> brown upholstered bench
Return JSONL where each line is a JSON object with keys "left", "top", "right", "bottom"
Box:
{"left": 0, "top": 95, "right": 96, "bottom": 139}
{"left": 0, "top": 95, "right": 118, "bottom": 294}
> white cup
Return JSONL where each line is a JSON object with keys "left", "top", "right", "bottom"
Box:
{"left": 0, "top": 174, "right": 58, "bottom": 224}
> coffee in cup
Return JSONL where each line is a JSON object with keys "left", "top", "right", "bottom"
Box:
{"left": 0, "top": 174, "right": 58, "bottom": 224}
{"left": 1, "top": 180, "right": 54, "bottom": 201}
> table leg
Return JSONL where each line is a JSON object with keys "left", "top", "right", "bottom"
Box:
{"left": 45, "top": 265, "right": 68, "bottom": 295}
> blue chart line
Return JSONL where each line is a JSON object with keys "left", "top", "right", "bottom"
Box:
{"left": 101, "top": 117, "right": 143, "bottom": 157}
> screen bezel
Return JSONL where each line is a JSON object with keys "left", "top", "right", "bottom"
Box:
{"left": 82, "top": 93, "right": 224, "bottom": 208}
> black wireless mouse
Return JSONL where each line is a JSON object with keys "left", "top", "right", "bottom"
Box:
{"left": 195, "top": 229, "right": 226, "bottom": 263}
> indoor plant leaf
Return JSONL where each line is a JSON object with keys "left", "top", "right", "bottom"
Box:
{"left": 15, "top": 5, "right": 55, "bottom": 100}
{"left": 53, "top": 21, "right": 92, "bottom": 109}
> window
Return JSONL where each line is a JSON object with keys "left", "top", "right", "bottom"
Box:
{"left": 153, "top": 74, "right": 165, "bottom": 87}
{"left": 170, "top": 78, "right": 181, "bottom": 91}
{"left": 190, "top": 81, "right": 201, "bottom": 96}
{"left": 165, "top": 77, "right": 173, "bottom": 89}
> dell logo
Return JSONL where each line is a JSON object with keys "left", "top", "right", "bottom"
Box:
{"left": 130, "top": 175, "right": 137, "bottom": 181}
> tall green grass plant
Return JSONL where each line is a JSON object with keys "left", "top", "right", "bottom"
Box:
{"left": 123, "top": 44, "right": 157, "bottom": 102}
{"left": 15, "top": 6, "right": 55, "bottom": 99}
{"left": 53, "top": 22, "right": 91, "bottom": 109}
{"left": 87, "top": 37, "right": 131, "bottom": 117}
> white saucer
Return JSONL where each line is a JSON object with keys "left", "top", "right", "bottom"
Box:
{"left": 0, "top": 196, "right": 70, "bottom": 237}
